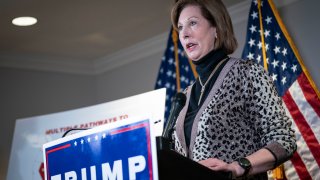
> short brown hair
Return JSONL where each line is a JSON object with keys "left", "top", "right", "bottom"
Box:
{"left": 171, "top": 0, "right": 237, "bottom": 54}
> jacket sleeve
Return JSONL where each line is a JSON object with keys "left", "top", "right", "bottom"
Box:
{"left": 245, "top": 61, "right": 297, "bottom": 167}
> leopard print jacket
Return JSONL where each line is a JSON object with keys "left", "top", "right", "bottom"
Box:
{"left": 173, "top": 57, "right": 297, "bottom": 168}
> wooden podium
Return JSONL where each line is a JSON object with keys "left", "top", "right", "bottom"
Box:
{"left": 156, "top": 137, "right": 232, "bottom": 180}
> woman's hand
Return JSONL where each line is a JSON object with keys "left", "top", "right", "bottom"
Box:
{"left": 198, "top": 149, "right": 276, "bottom": 178}
{"left": 198, "top": 158, "right": 244, "bottom": 178}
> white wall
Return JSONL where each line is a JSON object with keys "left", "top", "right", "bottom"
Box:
{"left": 96, "top": 53, "right": 163, "bottom": 103}
{"left": 0, "top": 68, "right": 97, "bottom": 178}
{"left": 1, "top": 0, "right": 319, "bottom": 179}
{"left": 95, "top": 45, "right": 165, "bottom": 104}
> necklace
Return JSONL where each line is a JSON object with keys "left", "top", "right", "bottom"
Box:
{"left": 198, "top": 57, "right": 228, "bottom": 105}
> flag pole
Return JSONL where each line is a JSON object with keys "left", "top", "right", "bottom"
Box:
{"left": 172, "top": 29, "right": 182, "bottom": 92}
{"left": 258, "top": 0, "right": 268, "bottom": 71}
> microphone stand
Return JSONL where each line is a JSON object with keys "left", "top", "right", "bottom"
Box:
{"left": 158, "top": 92, "right": 186, "bottom": 151}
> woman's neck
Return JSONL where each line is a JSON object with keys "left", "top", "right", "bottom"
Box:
{"left": 193, "top": 49, "right": 227, "bottom": 82}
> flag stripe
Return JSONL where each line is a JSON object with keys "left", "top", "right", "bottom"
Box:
{"left": 292, "top": 76, "right": 320, "bottom": 143}
{"left": 297, "top": 72, "right": 320, "bottom": 117}
{"left": 290, "top": 152, "right": 313, "bottom": 180}
{"left": 282, "top": 91, "right": 320, "bottom": 168}
{"left": 288, "top": 113, "right": 319, "bottom": 179}
{"left": 284, "top": 160, "right": 299, "bottom": 180}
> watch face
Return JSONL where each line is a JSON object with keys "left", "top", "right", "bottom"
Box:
{"left": 238, "top": 157, "right": 251, "bottom": 176}
{"left": 239, "top": 158, "right": 251, "bottom": 169}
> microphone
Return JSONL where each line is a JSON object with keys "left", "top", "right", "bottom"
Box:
{"left": 162, "top": 92, "right": 186, "bottom": 141}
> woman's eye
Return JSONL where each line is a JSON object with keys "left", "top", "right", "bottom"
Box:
{"left": 190, "top": 21, "right": 197, "bottom": 26}
{"left": 177, "top": 25, "right": 183, "bottom": 31}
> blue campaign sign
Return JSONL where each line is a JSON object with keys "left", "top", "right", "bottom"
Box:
{"left": 43, "top": 119, "right": 158, "bottom": 180}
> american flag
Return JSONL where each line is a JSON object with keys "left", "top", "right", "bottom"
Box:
{"left": 242, "top": 0, "right": 320, "bottom": 179}
{"left": 155, "top": 28, "right": 197, "bottom": 121}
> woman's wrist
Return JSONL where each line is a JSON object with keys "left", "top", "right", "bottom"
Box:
{"left": 230, "top": 161, "right": 245, "bottom": 178}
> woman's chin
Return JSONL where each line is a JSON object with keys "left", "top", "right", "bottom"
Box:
{"left": 187, "top": 53, "right": 201, "bottom": 61}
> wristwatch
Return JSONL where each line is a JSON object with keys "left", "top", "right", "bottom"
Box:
{"left": 237, "top": 157, "right": 252, "bottom": 177}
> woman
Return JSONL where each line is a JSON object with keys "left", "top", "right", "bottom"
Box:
{"left": 170, "top": 0, "right": 297, "bottom": 179}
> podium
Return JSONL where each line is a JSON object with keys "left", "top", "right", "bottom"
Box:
{"left": 156, "top": 137, "right": 233, "bottom": 180}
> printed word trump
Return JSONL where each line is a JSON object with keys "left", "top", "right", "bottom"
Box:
{"left": 51, "top": 155, "right": 146, "bottom": 180}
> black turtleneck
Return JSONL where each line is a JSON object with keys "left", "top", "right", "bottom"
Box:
{"left": 184, "top": 48, "right": 229, "bottom": 148}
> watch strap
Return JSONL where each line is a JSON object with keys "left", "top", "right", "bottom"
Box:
{"left": 237, "top": 157, "right": 251, "bottom": 177}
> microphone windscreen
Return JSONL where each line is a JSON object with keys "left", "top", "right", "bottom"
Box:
{"left": 162, "top": 92, "right": 186, "bottom": 140}
{"left": 173, "top": 92, "right": 186, "bottom": 108}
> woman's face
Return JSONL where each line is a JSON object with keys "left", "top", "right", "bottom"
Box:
{"left": 178, "top": 5, "right": 217, "bottom": 61}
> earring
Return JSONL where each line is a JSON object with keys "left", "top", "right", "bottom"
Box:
{"left": 215, "top": 33, "right": 218, "bottom": 39}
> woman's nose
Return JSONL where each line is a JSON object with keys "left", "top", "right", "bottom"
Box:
{"left": 180, "top": 27, "right": 190, "bottom": 39}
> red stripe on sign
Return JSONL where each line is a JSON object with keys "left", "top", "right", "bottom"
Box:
{"left": 297, "top": 72, "right": 320, "bottom": 117}
{"left": 145, "top": 124, "right": 153, "bottom": 180}
{"left": 110, "top": 123, "right": 147, "bottom": 135}
{"left": 283, "top": 92, "right": 320, "bottom": 168}
{"left": 46, "top": 143, "right": 71, "bottom": 154}
{"left": 290, "top": 152, "right": 312, "bottom": 180}
{"left": 46, "top": 144, "right": 71, "bottom": 180}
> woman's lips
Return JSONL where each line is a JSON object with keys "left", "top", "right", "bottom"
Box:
{"left": 186, "top": 43, "right": 197, "bottom": 51}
